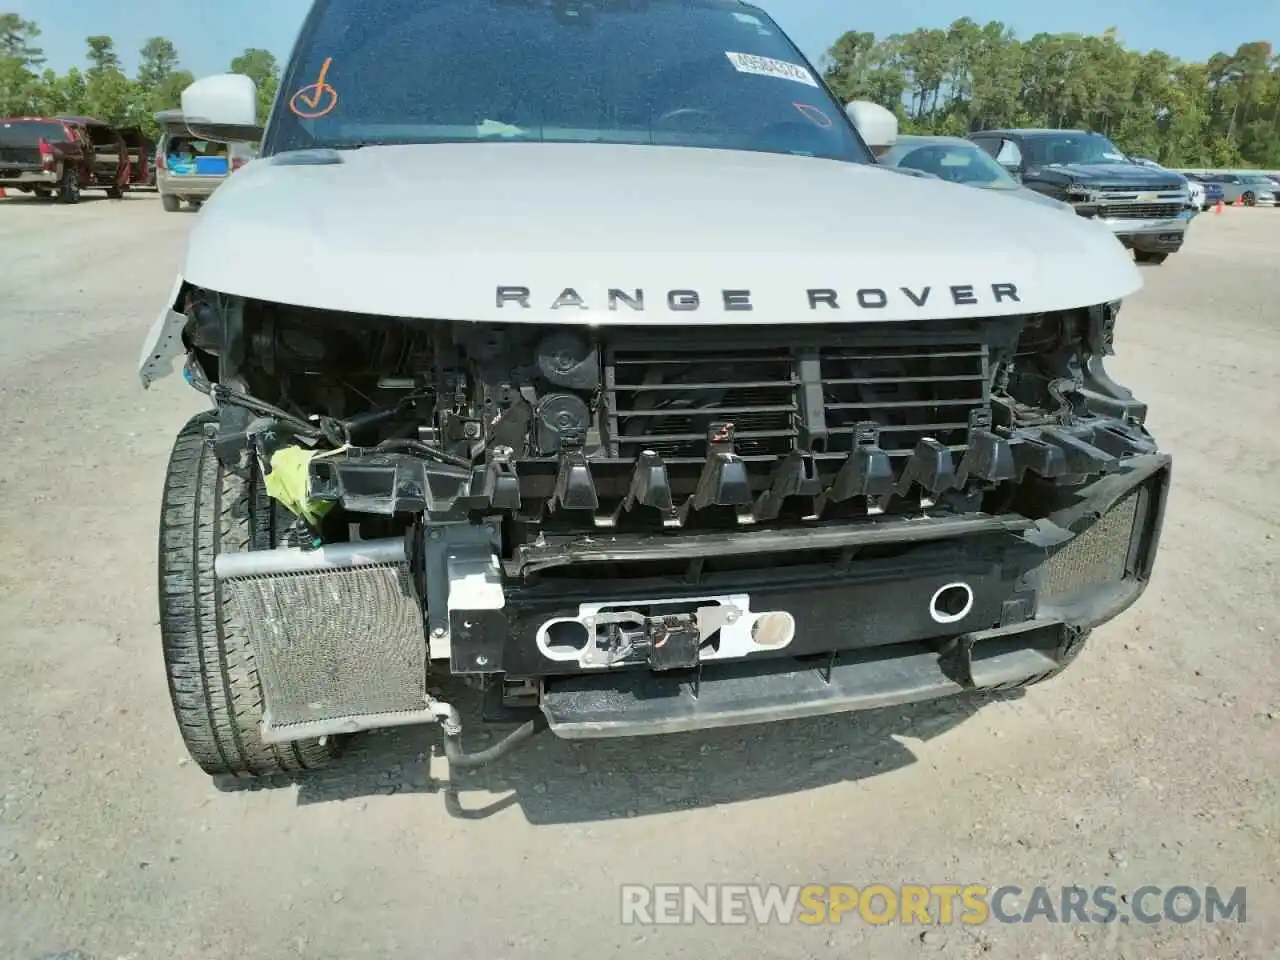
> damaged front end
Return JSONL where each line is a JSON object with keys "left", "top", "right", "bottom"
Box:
{"left": 164, "top": 289, "right": 1169, "bottom": 744}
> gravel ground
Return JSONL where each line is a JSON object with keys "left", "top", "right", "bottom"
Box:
{"left": 0, "top": 192, "right": 1277, "bottom": 959}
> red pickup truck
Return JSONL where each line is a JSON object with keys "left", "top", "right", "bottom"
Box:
{"left": 0, "top": 115, "right": 132, "bottom": 203}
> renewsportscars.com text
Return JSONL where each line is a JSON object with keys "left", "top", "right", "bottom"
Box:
{"left": 620, "top": 884, "right": 1247, "bottom": 926}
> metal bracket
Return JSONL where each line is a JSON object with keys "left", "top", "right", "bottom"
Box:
{"left": 579, "top": 603, "right": 744, "bottom": 671}
{"left": 423, "top": 520, "right": 505, "bottom": 669}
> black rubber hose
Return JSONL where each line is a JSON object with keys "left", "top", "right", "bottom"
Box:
{"left": 441, "top": 717, "right": 546, "bottom": 769}
{"left": 374, "top": 438, "right": 471, "bottom": 468}
{"left": 209, "top": 385, "right": 321, "bottom": 437}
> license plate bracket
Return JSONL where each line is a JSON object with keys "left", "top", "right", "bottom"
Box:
{"left": 535, "top": 593, "right": 796, "bottom": 671}
{"left": 645, "top": 613, "right": 703, "bottom": 671}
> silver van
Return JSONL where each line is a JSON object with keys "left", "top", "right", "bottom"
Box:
{"left": 154, "top": 109, "right": 255, "bottom": 211}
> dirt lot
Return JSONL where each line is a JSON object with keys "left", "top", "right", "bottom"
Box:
{"left": 0, "top": 193, "right": 1277, "bottom": 959}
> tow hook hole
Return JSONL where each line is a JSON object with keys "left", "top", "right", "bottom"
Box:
{"left": 929, "top": 582, "right": 974, "bottom": 625}
{"left": 545, "top": 620, "right": 590, "bottom": 656}
{"left": 750, "top": 611, "right": 796, "bottom": 647}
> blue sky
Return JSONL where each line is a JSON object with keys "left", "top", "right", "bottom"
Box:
{"left": 10, "top": 0, "right": 1275, "bottom": 78}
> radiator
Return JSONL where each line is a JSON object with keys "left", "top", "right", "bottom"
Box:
{"left": 216, "top": 538, "right": 437, "bottom": 743}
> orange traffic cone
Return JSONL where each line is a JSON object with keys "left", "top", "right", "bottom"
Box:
{"left": 1214, "top": 200, "right": 1224, "bottom": 214}
{"left": 0, "top": 186, "right": 6, "bottom": 198}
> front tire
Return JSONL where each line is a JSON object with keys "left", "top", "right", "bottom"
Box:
{"left": 1241, "top": 191, "right": 1255, "bottom": 207}
{"left": 161, "top": 193, "right": 181, "bottom": 212}
{"left": 1134, "top": 250, "right": 1169, "bottom": 265}
{"left": 159, "top": 414, "right": 337, "bottom": 777}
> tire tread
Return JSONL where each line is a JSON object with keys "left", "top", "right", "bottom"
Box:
{"left": 159, "top": 413, "right": 334, "bottom": 777}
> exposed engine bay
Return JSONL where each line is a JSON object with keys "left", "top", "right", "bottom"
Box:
{"left": 169, "top": 284, "right": 1170, "bottom": 747}
{"left": 183, "top": 287, "right": 1155, "bottom": 530}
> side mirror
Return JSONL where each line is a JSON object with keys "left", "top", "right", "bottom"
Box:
{"left": 845, "top": 100, "right": 898, "bottom": 155}
{"left": 181, "top": 74, "right": 263, "bottom": 143}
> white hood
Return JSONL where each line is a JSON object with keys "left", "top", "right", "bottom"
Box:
{"left": 180, "top": 142, "right": 1140, "bottom": 325}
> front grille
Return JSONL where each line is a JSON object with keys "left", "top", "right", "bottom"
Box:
{"left": 602, "top": 327, "right": 991, "bottom": 464}
{"left": 1091, "top": 183, "right": 1181, "bottom": 193}
{"left": 608, "top": 346, "right": 798, "bottom": 459}
{"left": 818, "top": 342, "right": 986, "bottom": 457}
{"left": 1099, "top": 202, "right": 1184, "bottom": 220}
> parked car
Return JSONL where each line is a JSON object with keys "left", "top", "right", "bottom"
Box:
{"left": 1203, "top": 173, "right": 1277, "bottom": 207}
{"left": 56, "top": 116, "right": 135, "bottom": 197}
{"left": 968, "top": 128, "right": 1192, "bottom": 264}
{"left": 0, "top": 115, "right": 130, "bottom": 202}
{"left": 155, "top": 109, "right": 254, "bottom": 211}
{"left": 879, "top": 134, "right": 1075, "bottom": 213}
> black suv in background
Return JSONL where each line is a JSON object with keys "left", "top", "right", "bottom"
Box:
{"left": 968, "top": 128, "right": 1193, "bottom": 265}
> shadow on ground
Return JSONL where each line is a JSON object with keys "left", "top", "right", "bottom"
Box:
{"left": 215, "top": 682, "right": 1022, "bottom": 824}
{"left": 0, "top": 193, "right": 113, "bottom": 203}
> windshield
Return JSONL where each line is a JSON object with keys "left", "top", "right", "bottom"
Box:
{"left": 0, "top": 120, "right": 66, "bottom": 147}
{"left": 265, "top": 0, "right": 871, "bottom": 163}
{"left": 1023, "top": 132, "right": 1131, "bottom": 166}
{"left": 886, "top": 140, "right": 1016, "bottom": 189}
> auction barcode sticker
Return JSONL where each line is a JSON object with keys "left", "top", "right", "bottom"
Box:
{"left": 725, "top": 51, "right": 818, "bottom": 87}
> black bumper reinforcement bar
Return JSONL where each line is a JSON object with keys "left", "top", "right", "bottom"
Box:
{"left": 540, "top": 621, "right": 1070, "bottom": 739}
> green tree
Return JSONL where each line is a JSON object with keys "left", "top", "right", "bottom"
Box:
{"left": 137, "top": 36, "right": 179, "bottom": 90}
{"left": 85, "top": 35, "right": 121, "bottom": 74}
{"left": 35, "top": 65, "right": 87, "bottom": 115}
{"left": 134, "top": 36, "right": 193, "bottom": 136}
{"left": 81, "top": 35, "right": 134, "bottom": 124}
{"left": 821, "top": 18, "right": 1280, "bottom": 167}
{"left": 0, "top": 13, "right": 44, "bottom": 114}
{"left": 0, "top": 12, "right": 43, "bottom": 63}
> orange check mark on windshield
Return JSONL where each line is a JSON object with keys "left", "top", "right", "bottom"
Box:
{"left": 290, "top": 57, "right": 338, "bottom": 119}
{"left": 299, "top": 58, "right": 333, "bottom": 108}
